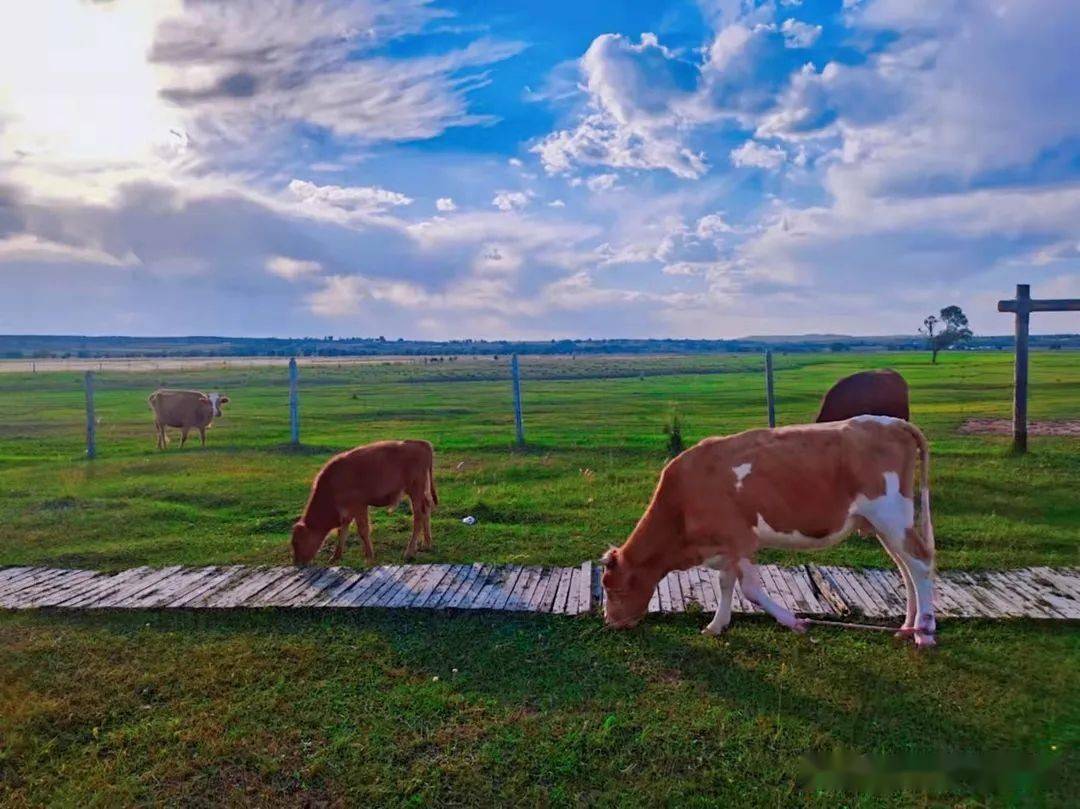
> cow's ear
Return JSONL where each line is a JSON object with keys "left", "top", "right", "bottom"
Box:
{"left": 600, "top": 547, "right": 619, "bottom": 569}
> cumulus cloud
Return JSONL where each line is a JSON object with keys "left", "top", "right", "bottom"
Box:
{"left": 435, "top": 197, "right": 458, "bottom": 212}
{"left": 730, "top": 140, "right": 787, "bottom": 170}
{"left": 780, "top": 19, "right": 822, "bottom": 48}
{"left": 492, "top": 191, "right": 531, "bottom": 211}
{"left": 586, "top": 173, "right": 619, "bottom": 192}
{"left": 287, "top": 180, "right": 413, "bottom": 220}
{"left": 266, "top": 255, "right": 322, "bottom": 281}
{"left": 307, "top": 274, "right": 367, "bottom": 317}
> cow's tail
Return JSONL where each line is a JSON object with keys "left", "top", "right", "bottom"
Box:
{"left": 898, "top": 420, "right": 934, "bottom": 561}
{"left": 428, "top": 448, "right": 439, "bottom": 507}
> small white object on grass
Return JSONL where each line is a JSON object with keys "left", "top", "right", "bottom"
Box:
{"left": 462, "top": 516, "right": 477, "bottom": 525}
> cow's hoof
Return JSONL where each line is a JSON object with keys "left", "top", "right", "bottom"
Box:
{"left": 790, "top": 618, "right": 809, "bottom": 635}
{"left": 701, "top": 623, "right": 728, "bottom": 637}
{"left": 915, "top": 632, "right": 937, "bottom": 648}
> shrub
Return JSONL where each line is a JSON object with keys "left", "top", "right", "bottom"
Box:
{"left": 663, "top": 409, "right": 685, "bottom": 458}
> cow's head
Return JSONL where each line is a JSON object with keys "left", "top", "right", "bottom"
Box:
{"left": 207, "top": 392, "right": 230, "bottom": 418}
{"left": 600, "top": 547, "right": 652, "bottom": 629}
{"left": 290, "top": 520, "right": 324, "bottom": 565}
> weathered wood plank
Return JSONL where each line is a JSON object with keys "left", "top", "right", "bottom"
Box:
{"left": 92, "top": 566, "right": 186, "bottom": 608}
{"left": 933, "top": 575, "right": 989, "bottom": 618}
{"left": 136, "top": 566, "right": 228, "bottom": 609}
{"left": 449, "top": 564, "right": 490, "bottom": 610}
{"left": 551, "top": 566, "right": 575, "bottom": 614}
{"left": 525, "top": 567, "right": 556, "bottom": 612}
{"left": 247, "top": 568, "right": 320, "bottom": 607}
{"left": 5, "top": 570, "right": 93, "bottom": 608}
{"left": 416, "top": 564, "right": 465, "bottom": 609}
{"left": 575, "top": 562, "right": 593, "bottom": 615}
{"left": 444, "top": 564, "right": 485, "bottom": 610}
{"left": 842, "top": 569, "right": 892, "bottom": 618}
{"left": 806, "top": 565, "right": 850, "bottom": 615}
{"left": 201, "top": 567, "right": 288, "bottom": 609}
{"left": 167, "top": 566, "right": 247, "bottom": 608}
{"left": 374, "top": 566, "right": 426, "bottom": 608}
{"left": 1006, "top": 570, "right": 1078, "bottom": 619}
{"left": 506, "top": 565, "right": 541, "bottom": 612}
{"left": 307, "top": 568, "right": 367, "bottom": 608}
{"left": 950, "top": 571, "right": 1025, "bottom": 618}
{"left": 490, "top": 566, "right": 525, "bottom": 611}
{"left": 406, "top": 565, "right": 452, "bottom": 608}
{"left": 0, "top": 567, "right": 64, "bottom": 603}
{"left": 54, "top": 567, "right": 155, "bottom": 608}
{"left": 0, "top": 567, "right": 42, "bottom": 598}
{"left": 107, "top": 568, "right": 207, "bottom": 610}
{"left": 13, "top": 569, "right": 105, "bottom": 608}
{"left": 335, "top": 567, "right": 392, "bottom": 608}
{"left": 386, "top": 565, "right": 430, "bottom": 609}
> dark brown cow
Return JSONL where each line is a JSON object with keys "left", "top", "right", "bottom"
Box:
{"left": 148, "top": 389, "right": 229, "bottom": 449}
{"left": 601, "top": 416, "right": 936, "bottom": 647}
{"left": 815, "top": 369, "right": 909, "bottom": 422}
{"left": 291, "top": 440, "right": 438, "bottom": 565}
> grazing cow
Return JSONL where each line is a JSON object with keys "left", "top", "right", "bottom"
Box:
{"left": 291, "top": 439, "right": 438, "bottom": 565}
{"left": 601, "top": 416, "right": 936, "bottom": 647}
{"left": 148, "top": 389, "right": 229, "bottom": 449}
{"left": 816, "top": 369, "right": 910, "bottom": 422}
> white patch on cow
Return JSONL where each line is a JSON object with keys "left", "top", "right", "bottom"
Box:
{"left": 207, "top": 392, "right": 222, "bottom": 417}
{"left": 753, "top": 513, "right": 853, "bottom": 551}
{"left": 731, "top": 462, "right": 752, "bottom": 490}
{"left": 851, "top": 414, "right": 900, "bottom": 426}
{"left": 849, "top": 471, "right": 913, "bottom": 541}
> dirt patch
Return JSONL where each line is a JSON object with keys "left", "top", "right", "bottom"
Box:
{"left": 958, "top": 419, "right": 1080, "bottom": 437}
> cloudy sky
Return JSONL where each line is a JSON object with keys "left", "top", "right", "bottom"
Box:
{"left": 1, "top": 0, "right": 1078, "bottom": 339}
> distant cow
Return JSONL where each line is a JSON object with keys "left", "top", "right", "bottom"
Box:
{"left": 148, "top": 389, "right": 229, "bottom": 449}
{"left": 291, "top": 440, "right": 438, "bottom": 565}
{"left": 601, "top": 416, "right": 936, "bottom": 647}
{"left": 816, "top": 369, "right": 910, "bottom": 422}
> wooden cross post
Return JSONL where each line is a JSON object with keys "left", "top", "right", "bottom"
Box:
{"left": 510, "top": 354, "right": 525, "bottom": 448}
{"left": 997, "top": 284, "right": 1080, "bottom": 453}
{"left": 84, "top": 371, "right": 96, "bottom": 459}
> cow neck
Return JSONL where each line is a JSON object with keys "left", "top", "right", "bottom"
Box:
{"left": 619, "top": 503, "right": 675, "bottom": 590}
{"left": 302, "top": 473, "right": 340, "bottom": 533}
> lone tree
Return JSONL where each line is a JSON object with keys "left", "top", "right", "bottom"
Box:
{"left": 920, "top": 305, "right": 972, "bottom": 363}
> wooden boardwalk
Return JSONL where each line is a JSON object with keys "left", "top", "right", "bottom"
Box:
{"left": 0, "top": 563, "right": 1078, "bottom": 620}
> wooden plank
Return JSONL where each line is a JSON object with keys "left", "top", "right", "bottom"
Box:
{"left": 806, "top": 565, "right": 850, "bottom": 615}
{"left": 247, "top": 567, "right": 320, "bottom": 607}
{"left": 0, "top": 566, "right": 34, "bottom": 587}
{"left": 14, "top": 569, "right": 105, "bottom": 608}
{"left": 472, "top": 566, "right": 510, "bottom": 610}
{"left": 669, "top": 571, "right": 688, "bottom": 613}
{"left": 944, "top": 571, "right": 1014, "bottom": 618}
{"left": 764, "top": 565, "right": 803, "bottom": 614}
{"left": 824, "top": 566, "right": 875, "bottom": 617}
{"left": 841, "top": 569, "right": 891, "bottom": 618}
{"left": 507, "top": 565, "right": 542, "bottom": 612}
{"left": 385, "top": 565, "right": 430, "bottom": 608}
{"left": 964, "top": 571, "right": 1033, "bottom": 618}
{"left": 656, "top": 572, "right": 673, "bottom": 613}
{"left": 421, "top": 564, "right": 470, "bottom": 609}
{"left": 406, "top": 565, "right": 453, "bottom": 608}
{"left": 329, "top": 567, "right": 387, "bottom": 608}
{"left": 4, "top": 570, "right": 88, "bottom": 608}
{"left": 0, "top": 567, "right": 62, "bottom": 603}
{"left": 864, "top": 569, "right": 907, "bottom": 617}
{"left": 169, "top": 566, "right": 247, "bottom": 608}
{"left": 0, "top": 567, "right": 41, "bottom": 597}
{"left": 537, "top": 566, "right": 565, "bottom": 614}
{"left": 524, "top": 567, "right": 555, "bottom": 612}
{"left": 933, "top": 575, "right": 987, "bottom": 618}
{"left": 1006, "top": 570, "right": 1078, "bottom": 619}
{"left": 366, "top": 566, "right": 420, "bottom": 608}
{"left": 91, "top": 566, "right": 185, "bottom": 608}
{"left": 561, "top": 567, "right": 583, "bottom": 616}
{"left": 131, "top": 567, "right": 224, "bottom": 609}
{"left": 450, "top": 564, "right": 491, "bottom": 610}
{"left": 551, "top": 567, "right": 575, "bottom": 614}
{"left": 444, "top": 563, "right": 485, "bottom": 610}
{"left": 677, "top": 570, "right": 697, "bottom": 611}
{"left": 307, "top": 568, "right": 368, "bottom": 608}
{"left": 201, "top": 567, "right": 288, "bottom": 608}
{"left": 785, "top": 566, "right": 829, "bottom": 616}
{"left": 758, "top": 565, "right": 795, "bottom": 614}
{"left": 988, "top": 571, "right": 1065, "bottom": 620}
{"left": 1030, "top": 567, "right": 1080, "bottom": 600}
{"left": 575, "top": 562, "right": 593, "bottom": 615}
{"left": 951, "top": 571, "right": 1024, "bottom": 618}
{"left": 55, "top": 567, "right": 155, "bottom": 608}
{"left": 647, "top": 579, "right": 661, "bottom": 613}
{"left": 490, "top": 566, "right": 526, "bottom": 611}
{"left": 266, "top": 566, "right": 342, "bottom": 607}
{"left": 463, "top": 565, "right": 502, "bottom": 610}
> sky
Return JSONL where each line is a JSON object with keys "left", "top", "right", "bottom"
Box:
{"left": 1, "top": 0, "right": 1078, "bottom": 339}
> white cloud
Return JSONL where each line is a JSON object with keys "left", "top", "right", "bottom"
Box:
{"left": 586, "top": 173, "right": 619, "bottom": 192}
{"left": 780, "top": 19, "right": 822, "bottom": 48}
{"left": 266, "top": 255, "right": 322, "bottom": 281}
{"left": 435, "top": 197, "right": 458, "bottom": 212}
{"left": 548, "top": 199, "right": 566, "bottom": 208}
{"left": 492, "top": 190, "right": 531, "bottom": 211}
{"left": 306, "top": 274, "right": 367, "bottom": 317}
{"left": 730, "top": 140, "right": 787, "bottom": 170}
{"left": 287, "top": 180, "right": 413, "bottom": 218}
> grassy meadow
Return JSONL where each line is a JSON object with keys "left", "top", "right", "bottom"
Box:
{"left": 1, "top": 350, "right": 1078, "bottom": 806}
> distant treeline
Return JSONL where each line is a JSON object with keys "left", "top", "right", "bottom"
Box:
{"left": 0, "top": 333, "right": 1077, "bottom": 359}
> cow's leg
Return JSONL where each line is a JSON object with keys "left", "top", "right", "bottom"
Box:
{"left": 870, "top": 523, "right": 936, "bottom": 648}
{"left": 879, "top": 540, "right": 918, "bottom": 632}
{"left": 702, "top": 561, "right": 736, "bottom": 636}
{"left": 198, "top": 426, "right": 207, "bottom": 447}
{"left": 404, "top": 497, "right": 424, "bottom": 560}
{"left": 737, "top": 559, "right": 807, "bottom": 633}
{"left": 357, "top": 508, "right": 374, "bottom": 562}
{"left": 154, "top": 421, "right": 164, "bottom": 449}
{"left": 420, "top": 497, "right": 433, "bottom": 550}
{"left": 329, "top": 519, "right": 349, "bottom": 564}
{"left": 180, "top": 427, "right": 190, "bottom": 448}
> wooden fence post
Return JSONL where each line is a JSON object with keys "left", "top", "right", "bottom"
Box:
{"left": 764, "top": 349, "right": 776, "bottom": 428}
{"left": 1012, "top": 284, "right": 1030, "bottom": 454}
{"left": 289, "top": 357, "right": 300, "bottom": 446}
{"left": 84, "top": 371, "right": 96, "bottom": 459}
{"left": 510, "top": 354, "right": 525, "bottom": 447}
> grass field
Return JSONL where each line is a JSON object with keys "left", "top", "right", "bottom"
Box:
{"left": 1, "top": 351, "right": 1078, "bottom": 806}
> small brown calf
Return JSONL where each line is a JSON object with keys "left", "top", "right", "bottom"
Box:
{"left": 291, "top": 440, "right": 438, "bottom": 565}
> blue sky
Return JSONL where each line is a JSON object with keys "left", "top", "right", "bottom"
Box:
{"left": 1, "top": 0, "right": 1078, "bottom": 338}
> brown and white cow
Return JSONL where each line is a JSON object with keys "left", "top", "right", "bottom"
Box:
{"left": 291, "top": 439, "right": 438, "bottom": 565}
{"left": 148, "top": 389, "right": 229, "bottom": 449}
{"left": 601, "top": 416, "right": 936, "bottom": 646}
{"left": 816, "top": 369, "right": 910, "bottom": 423}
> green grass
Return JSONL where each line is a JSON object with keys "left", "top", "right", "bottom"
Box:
{"left": 0, "top": 351, "right": 1076, "bottom": 570}
{"left": 1, "top": 351, "right": 1077, "bottom": 806}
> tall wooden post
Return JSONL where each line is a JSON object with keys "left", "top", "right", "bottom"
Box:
{"left": 510, "top": 354, "right": 525, "bottom": 447}
{"left": 288, "top": 357, "right": 300, "bottom": 446}
{"left": 1012, "top": 284, "right": 1030, "bottom": 453}
{"left": 84, "top": 371, "right": 96, "bottom": 459}
{"left": 764, "top": 349, "right": 776, "bottom": 428}
{"left": 997, "top": 284, "right": 1079, "bottom": 454}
